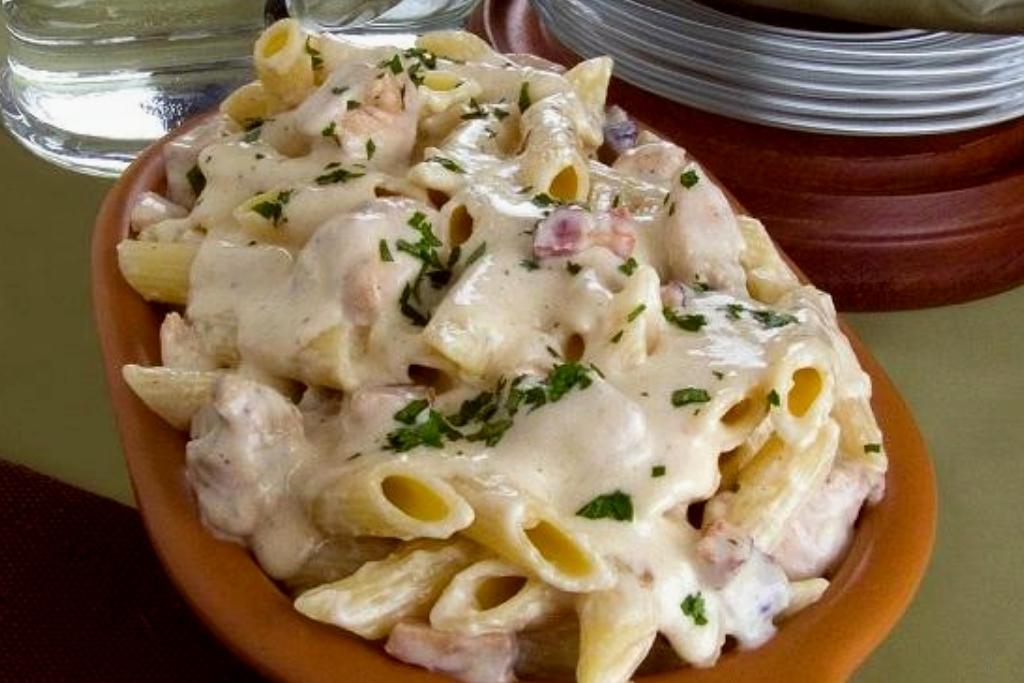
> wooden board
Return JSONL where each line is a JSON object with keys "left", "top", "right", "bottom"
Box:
{"left": 472, "top": 0, "right": 1024, "bottom": 311}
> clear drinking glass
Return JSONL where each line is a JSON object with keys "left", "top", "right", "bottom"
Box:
{"left": 0, "top": 0, "right": 481, "bottom": 176}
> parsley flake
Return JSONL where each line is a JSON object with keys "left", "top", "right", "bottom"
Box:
{"left": 520, "top": 258, "right": 540, "bottom": 271}
{"left": 627, "top": 303, "right": 647, "bottom": 322}
{"left": 751, "top": 309, "right": 799, "bottom": 329}
{"left": 680, "top": 169, "right": 700, "bottom": 189}
{"left": 427, "top": 156, "right": 465, "bottom": 173}
{"left": 347, "top": 99, "right": 362, "bottom": 110}
{"left": 518, "top": 81, "right": 532, "bottom": 112}
{"left": 681, "top": 593, "right": 708, "bottom": 626}
{"left": 864, "top": 443, "right": 882, "bottom": 454}
{"left": 767, "top": 389, "right": 781, "bottom": 407}
{"left": 251, "top": 189, "right": 292, "bottom": 227}
{"left": 576, "top": 490, "right": 634, "bottom": 522}
{"left": 315, "top": 166, "right": 365, "bottom": 185}
{"left": 664, "top": 308, "right": 707, "bottom": 332}
{"left": 618, "top": 257, "right": 638, "bottom": 276}
{"left": 652, "top": 465, "right": 666, "bottom": 478}
{"left": 379, "top": 239, "right": 394, "bottom": 262}
{"left": 672, "top": 387, "right": 711, "bottom": 407}
{"left": 531, "top": 193, "right": 559, "bottom": 208}
{"left": 331, "top": 86, "right": 348, "bottom": 95}
{"left": 321, "top": 121, "right": 340, "bottom": 146}
{"left": 566, "top": 261, "right": 582, "bottom": 275}
{"left": 366, "top": 138, "right": 376, "bottom": 160}
{"left": 610, "top": 330, "right": 624, "bottom": 344}
{"left": 380, "top": 53, "right": 403, "bottom": 75}
{"left": 465, "top": 242, "right": 487, "bottom": 267}
{"left": 394, "top": 398, "right": 429, "bottom": 424}
{"left": 305, "top": 37, "right": 323, "bottom": 70}
{"left": 386, "top": 409, "right": 459, "bottom": 451}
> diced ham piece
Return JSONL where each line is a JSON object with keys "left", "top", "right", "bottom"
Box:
{"left": 533, "top": 207, "right": 594, "bottom": 258}
{"left": 533, "top": 206, "right": 635, "bottom": 260}
{"left": 385, "top": 621, "right": 518, "bottom": 683}
{"left": 697, "top": 517, "right": 752, "bottom": 587}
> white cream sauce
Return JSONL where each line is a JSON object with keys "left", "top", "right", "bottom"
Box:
{"left": 145, "top": 37, "right": 883, "bottom": 671}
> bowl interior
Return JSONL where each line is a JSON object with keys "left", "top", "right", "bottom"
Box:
{"left": 91, "top": 116, "right": 937, "bottom": 683}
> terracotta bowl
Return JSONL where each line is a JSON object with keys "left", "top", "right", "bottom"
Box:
{"left": 92, "top": 115, "right": 937, "bottom": 682}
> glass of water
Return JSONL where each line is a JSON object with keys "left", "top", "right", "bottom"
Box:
{"left": 0, "top": 0, "right": 481, "bottom": 176}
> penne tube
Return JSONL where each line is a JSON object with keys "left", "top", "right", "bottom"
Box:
{"left": 704, "top": 383, "right": 769, "bottom": 455}
{"left": 737, "top": 216, "right": 800, "bottom": 304}
{"left": 429, "top": 559, "right": 569, "bottom": 635}
{"left": 419, "top": 70, "right": 482, "bottom": 114}
{"left": 576, "top": 572, "right": 658, "bottom": 683}
{"left": 311, "top": 460, "right": 475, "bottom": 540}
{"left": 724, "top": 419, "right": 840, "bottom": 553}
{"left": 219, "top": 80, "right": 287, "bottom": 128}
{"left": 518, "top": 95, "right": 591, "bottom": 203}
{"left": 254, "top": 19, "right": 316, "bottom": 107}
{"left": 765, "top": 338, "right": 836, "bottom": 450}
{"left": 294, "top": 538, "right": 479, "bottom": 640}
{"left": 416, "top": 30, "right": 503, "bottom": 63}
{"left": 718, "top": 414, "right": 774, "bottom": 490}
{"left": 117, "top": 239, "right": 197, "bottom": 306}
{"left": 781, "top": 578, "right": 829, "bottom": 619}
{"left": 452, "top": 480, "right": 613, "bottom": 593}
{"left": 122, "top": 364, "right": 218, "bottom": 430}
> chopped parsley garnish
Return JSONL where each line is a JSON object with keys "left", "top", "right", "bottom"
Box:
{"left": 576, "top": 490, "right": 634, "bottom": 522}
{"left": 612, "top": 194, "right": 621, "bottom": 208}
{"left": 531, "top": 192, "right": 559, "bottom": 208}
{"left": 618, "top": 257, "right": 638, "bottom": 276}
{"left": 663, "top": 307, "right": 707, "bottom": 332}
{"left": 679, "top": 169, "right": 700, "bottom": 189}
{"left": 566, "top": 261, "right": 582, "bottom": 275}
{"left": 546, "top": 345, "right": 562, "bottom": 359}
{"left": 693, "top": 280, "right": 712, "bottom": 292}
{"left": 518, "top": 81, "right": 531, "bottom": 111}
{"left": 864, "top": 443, "right": 882, "bottom": 454}
{"left": 460, "top": 98, "right": 508, "bottom": 120}
{"left": 427, "top": 156, "right": 465, "bottom": 173}
{"left": 366, "top": 138, "right": 376, "bottom": 159}
{"left": 750, "top": 309, "right": 799, "bottom": 329}
{"left": 394, "top": 212, "right": 456, "bottom": 325}
{"left": 331, "top": 86, "right": 348, "bottom": 95}
{"left": 681, "top": 593, "right": 708, "bottom": 626}
{"left": 251, "top": 189, "right": 292, "bottom": 226}
{"left": 402, "top": 47, "right": 437, "bottom": 70}
{"left": 186, "top": 164, "right": 206, "bottom": 196}
{"left": 394, "top": 398, "right": 429, "bottom": 424}
{"left": 321, "top": 121, "right": 340, "bottom": 146}
{"left": 712, "top": 370, "right": 725, "bottom": 380}
{"left": 379, "top": 239, "right": 394, "bottom": 262}
{"left": 465, "top": 242, "right": 487, "bottom": 267}
{"left": 546, "top": 362, "right": 594, "bottom": 401}
{"left": 305, "top": 37, "right": 323, "bottom": 70}
{"left": 386, "top": 408, "right": 460, "bottom": 451}
{"left": 627, "top": 303, "right": 647, "bottom": 322}
{"left": 465, "top": 418, "right": 514, "bottom": 447}
{"left": 672, "top": 387, "right": 711, "bottom": 407}
{"left": 651, "top": 465, "right": 666, "bottom": 478}
{"left": 399, "top": 282, "right": 429, "bottom": 326}
{"left": 449, "top": 391, "right": 498, "bottom": 427}
{"left": 380, "top": 53, "right": 403, "bottom": 75}
{"left": 347, "top": 99, "right": 362, "bottom": 110}
{"left": 315, "top": 166, "right": 365, "bottom": 185}
{"left": 520, "top": 258, "right": 540, "bottom": 271}
{"left": 668, "top": 202, "right": 676, "bottom": 216}
{"left": 723, "top": 303, "right": 745, "bottom": 320}
{"left": 767, "top": 389, "right": 781, "bottom": 407}
{"left": 610, "top": 330, "right": 624, "bottom": 344}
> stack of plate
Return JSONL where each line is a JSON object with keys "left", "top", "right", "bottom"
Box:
{"left": 532, "top": 0, "right": 1024, "bottom": 135}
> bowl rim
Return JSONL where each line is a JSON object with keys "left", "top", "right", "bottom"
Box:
{"left": 91, "top": 114, "right": 937, "bottom": 683}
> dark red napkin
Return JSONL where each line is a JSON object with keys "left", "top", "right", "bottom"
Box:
{"left": 0, "top": 459, "right": 263, "bottom": 681}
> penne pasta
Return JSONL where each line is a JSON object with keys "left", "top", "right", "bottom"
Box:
{"left": 116, "top": 239, "right": 197, "bottom": 305}
{"left": 122, "top": 364, "right": 218, "bottom": 430}
{"left": 311, "top": 459, "right": 475, "bottom": 541}
{"left": 576, "top": 572, "right": 659, "bottom": 683}
{"left": 294, "top": 538, "right": 479, "bottom": 640}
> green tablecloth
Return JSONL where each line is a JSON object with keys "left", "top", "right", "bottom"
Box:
{"left": 1, "top": 127, "right": 1022, "bottom": 681}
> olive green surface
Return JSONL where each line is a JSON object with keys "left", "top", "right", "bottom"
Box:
{"left": 2, "top": 125, "right": 1023, "bottom": 681}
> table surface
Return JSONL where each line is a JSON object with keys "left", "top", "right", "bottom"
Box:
{"left": 2, "top": 118, "right": 1023, "bottom": 681}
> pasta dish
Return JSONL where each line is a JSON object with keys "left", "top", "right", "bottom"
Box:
{"left": 117, "top": 20, "right": 888, "bottom": 683}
